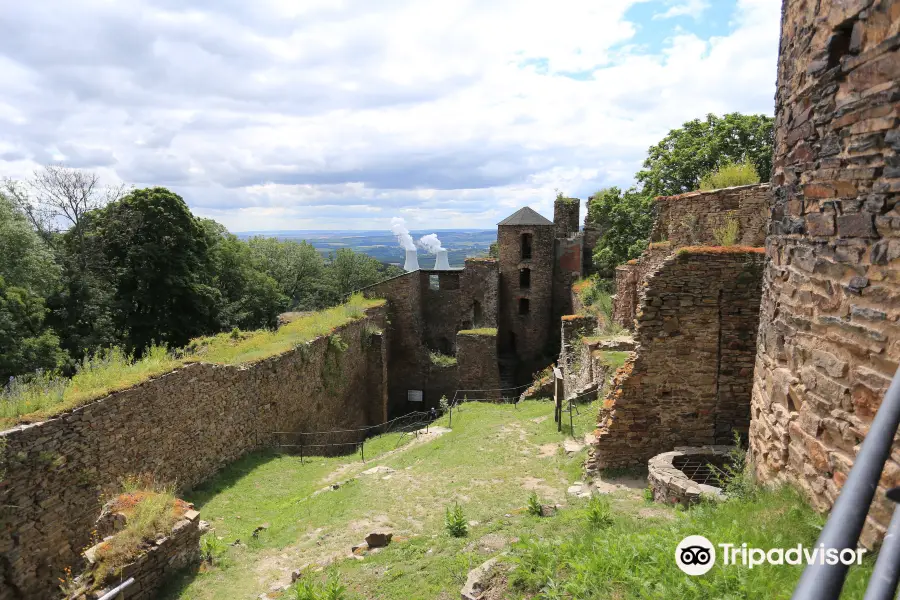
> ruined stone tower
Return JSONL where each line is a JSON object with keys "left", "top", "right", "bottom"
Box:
{"left": 553, "top": 196, "right": 580, "bottom": 239}
{"left": 497, "top": 207, "right": 555, "bottom": 378}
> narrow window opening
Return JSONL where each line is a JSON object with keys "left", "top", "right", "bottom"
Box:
{"left": 827, "top": 21, "right": 854, "bottom": 69}
{"left": 519, "top": 298, "right": 530, "bottom": 315}
{"left": 521, "top": 233, "right": 533, "bottom": 260}
{"left": 429, "top": 274, "right": 439, "bottom": 290}
{"left": 473, "top": 300, "right": 483, "bottom": 327}
{"left": 519, "top": 268, "right": 531, "bottom": 289}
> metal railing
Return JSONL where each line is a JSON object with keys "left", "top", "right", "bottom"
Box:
{"left": 792, "top": 367, "right": 900, "bottom": 599}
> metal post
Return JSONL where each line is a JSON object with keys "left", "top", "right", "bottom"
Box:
{"left": 863, "top": 502, "right": 900, "bottom": 600}
{"left": 793, "top": 367, "right": 900, "bottom": 600}
{"left": 300, "top": 443, "right": 304, "bottom": 465}
{"left": 360, "top": 440, "right": 365, "bottom": 462}
{"left": 569, "top": 400, "right": 574, "bottom": 437}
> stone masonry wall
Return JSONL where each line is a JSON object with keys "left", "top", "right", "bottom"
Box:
{"left": 498, "top": 223, "right": 555, "bottom": 377}
{"left": 589, "top": 249, "right": 765, "bottom": 470}
{"left": 554, "top": 198, "right": 580, "bottom": 239}
{"left": 651, "top": 184, "right": 771, "bottom": 247}
{"left": 750, "top": 0, "right": 900, "bottom": 548}
{"left": 612, "top": 244, "right": 673, "bottom": 330}
{"left": 0, "top": 306, "right": 387, "bottom": 600}
{"left": 553, "top": 237, "right": 583, "bottom": 328}
{"left": 457, "top": 331, "right": 501, "bottom": 400}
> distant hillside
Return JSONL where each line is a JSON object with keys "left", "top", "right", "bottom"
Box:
{"left": 235, "top": 229, "right": 496, "bottom": 268}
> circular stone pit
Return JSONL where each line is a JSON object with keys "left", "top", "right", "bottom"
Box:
{"left": 647, "top": 446, "right": 732, "bottom": 507}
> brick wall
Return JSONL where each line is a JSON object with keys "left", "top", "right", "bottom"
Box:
{"left": 750, "top": 0, "right": 900, "bottom": 548}
{"left": 588, "top": 249, "right": 765, "bottom": 470}
{"left": 0, "top": 307, "right": 387, "bottom": 600}
{"left": 651, "top": 184, "right": 771, "bottom": 247}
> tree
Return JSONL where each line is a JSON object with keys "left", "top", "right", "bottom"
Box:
{"left": 0, "top": 276, "right": 66, "bottom": 380}
{"left": 202, "top": 220, "right": 286, "bottom": 330}
{"left": 587, "top": 187, "right": 654, "bottom": 277}
{"left": 247, "top": 237, "right": 327, "bottom": 310}
{"left": 327, "top": 248, "right": 385, "bottom": 300}
{"left": 0, "top": 192, "right": 60, "bottom": 296}
{"left": 91, "top": 187, "right": 221, "bottom": 353}
{"left": 636, "top": 113, "right": 774, "bottom": 198}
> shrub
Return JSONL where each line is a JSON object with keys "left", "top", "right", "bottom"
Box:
{"left": 200, "top": 534, "right": 228, "bottom": 567}
{"left": 445, "top": 503, "right": 468, "bottom": 537}
{"left": 699, "top": 160, "right": 760, "bottom": 191}
{"left": 585, "top": 495, "right": 613, "bottom": 529}
{"left": 714, "top": 431, "right": 757, "bottom": 500}
{"left": 92, "top": 477, "right": 182, "bottom": 585}
{"left": 292, "top": 574, "right": 347, "bottom": 600}
{"left": 713, "top": 213, "right": 741, "bottom": 247}
{"left": 429, "top": 352, "right": 457, "bottom": 367}
{"left": 526, "top": 492, "right": 543, "bottom": 517}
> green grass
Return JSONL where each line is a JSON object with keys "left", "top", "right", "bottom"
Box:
{"left": 699, "top": 160, "right": 760, "bottom": 191}
{"left": 457, "top": 328, "right": 498, "bottom": 336}
{"left": 159, "top": 402, "right": 874, "bottom": 600}
{"left": 597, "top": 350, "right": 630, "bottom": 370}
{"left": 429, "top": 352, "right": 458, "bottom": 367}
{"left": 0, "top": 295, "right": 384, "bottom": 427}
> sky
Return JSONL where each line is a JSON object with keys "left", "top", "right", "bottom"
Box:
{"left": 0, "top": 0, "right": 782, "bottom": 232}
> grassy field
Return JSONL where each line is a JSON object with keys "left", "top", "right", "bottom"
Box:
{"left": 158, "top": 400, "right": 873, "bottom": 600}
{"left": 0, "top": 295, "right": 384, "bottom": 427}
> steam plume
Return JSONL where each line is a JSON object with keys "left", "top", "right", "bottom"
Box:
{"left": 417, "top": 233, "right": 445, "bottom": 254}
{"left": 390, "top": 217, "right": 415, "bottom": 251}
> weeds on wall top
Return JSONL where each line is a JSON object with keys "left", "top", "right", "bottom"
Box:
{"left": 699, "top": 160, "right": 760, "bottom": 191}
{"left": 429, "top": 352, "right": 457, "bottom": 367}
{"left": 713, "top": 211, "right": 741, "bottom": 247}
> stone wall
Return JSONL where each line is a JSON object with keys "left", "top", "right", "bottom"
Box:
{"left": 553, "top": 237, "right": 583, "bottom": 327}
{"left": 498, "top": 223, "right": 556, "bottom": 377}
{"left": 457, "top": 331, "right": 501, "bottom": 400}
{"left": 363, "top": 260, "right": 500, "bottom": 412}
{"left": 651, "top": 184, "right": 770, "bottom": 247}
{"left": 750, "top": 0, "right": 900, "bottom": 548}
{"left": 589, "top": 249, "right": 765, "bottom": 470}
{"left": 612, "top": 244, "right": 673, "bottom": 330}
{"left": 554, "top": 198, "right": 580, "bottom": 239}
{"left": 79, "top": 507, "right": 204, "bottom": 600}
{"left": 0, "top": 306, "right": 387, "bottom": 600}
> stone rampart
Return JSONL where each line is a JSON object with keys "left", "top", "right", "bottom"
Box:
{"left": 0, "top": 306, "right": 387, "bottom": 600}
{"left": 589, "top": 249, "right": 765, "bottom": 470}
{"left": 651, "top": 184, "right": 770, "bottom": 247}
{"left": 750, "top": 0, "right": 900, "bottom": 548}
{"left": 612, "top": 244, "right": 673, "bottom": 330}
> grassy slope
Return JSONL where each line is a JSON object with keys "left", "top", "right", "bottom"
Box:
{"left": 0, "top": 295, "right": 384, "bottom": 427}
{"left": 161, "top": 401, "right": 873, "bottom": 600}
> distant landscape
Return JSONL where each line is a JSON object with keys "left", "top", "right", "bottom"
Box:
{"left": 235, "top": 229, "right": 496, "bottom": 268}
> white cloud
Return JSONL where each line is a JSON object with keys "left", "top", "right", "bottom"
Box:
{"left": 0, "top": 0, "right": 781, "bottom": 230}
{"left": 653, "top": 0, "right": 711, "bottom": 20}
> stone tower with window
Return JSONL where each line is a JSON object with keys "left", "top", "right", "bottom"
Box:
{"left": 497, "top": 207, "right": 555, "bottom": 378}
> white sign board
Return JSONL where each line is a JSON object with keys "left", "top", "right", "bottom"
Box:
{"left": 408, "top": 390, "right": 423, "bottom": 403}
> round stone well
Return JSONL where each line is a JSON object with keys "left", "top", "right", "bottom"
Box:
{"left": 647, "top": 446, "right": 732, "bottom": 507}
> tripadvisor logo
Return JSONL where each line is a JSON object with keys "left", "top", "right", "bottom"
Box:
{"left": 676, "top": 535, "right": 716, "bottom": 576}
{"left": 675, "top": 535, "right": 867, "bottom": 576}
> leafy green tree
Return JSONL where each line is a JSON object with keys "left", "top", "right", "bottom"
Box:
{"left": 247, "top": 237, "right": 328, "bottom": 310}
{"left": 636, "top": 113, "right": 774, "bottom": 197}
{"left": 0, "top": 192, "right": 60, "bottom": 296}
{"left": 91, "top": 187, "right": 221, "bottom": 353}
{"left": 327, "top": 248, "right": 385, "bottom": 300}
{"left": 202, "top": 220, "right": 286, "bottom": 330}
{"left": 0, "top": 276, "right": 66, "bottom": 380}
{"left": 488, "top": 242, "right": 499, "bottom": 258}
{"left": 587, "top": 187, "right": 653, "bottom": 277}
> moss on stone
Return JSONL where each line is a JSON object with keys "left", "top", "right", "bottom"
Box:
{"left": 457, "top": 328, "right": 498, "bottom": 336}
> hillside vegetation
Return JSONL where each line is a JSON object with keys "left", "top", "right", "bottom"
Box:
{"left": 158, "top": 401, "right": 873, "bottom": 600}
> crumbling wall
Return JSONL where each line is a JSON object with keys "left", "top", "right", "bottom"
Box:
{"left": 0, "top": 306, "right": 387, "bottom": 600}
{"left": 553, "top": 237, "right": 583, "bottom": 325}
{"left": 589, "top": 249, "right": 765, "bottom": 469}
{"left": 750, "top": 0, "right": 900, "bottom": 548}
{"left": 651, "top": 184, "right": 770, "bottom": 247}
{"left": 460, "top": 258, "right": 499, "bottom": 330}
{"left": 554, "top": 197, "right": 580, "bottom": 239}
{"left": 612, "top": 244, "right": 673, "bottom": 330}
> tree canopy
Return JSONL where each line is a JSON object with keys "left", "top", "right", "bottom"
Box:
{"left": 636, "top": 113, "right": 774, "bottom": 198}
{"left": 587, "top": 187, "right": 654, "bottom": 277}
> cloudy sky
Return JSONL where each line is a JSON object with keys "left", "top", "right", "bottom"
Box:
{"left": 0, "top": 0, "right": 781, "bottom": 232}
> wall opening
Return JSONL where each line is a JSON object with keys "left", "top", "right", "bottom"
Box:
{"left": 429, "top": 274, "right": 439, "bottom": 290}
{"left": 521, "top": 233, "right": 533, "bottom": 260}
{"left": 473, "top": 300, "right": 483, "bottom": 327}
{"left": 519, "top": 298, "right": 530, "bottom": 315}
{"left": 827, "top": 21, "right": 854, "bottom": 69}
{"left": 519, "top": 268, "right": 531, "bottom": 289}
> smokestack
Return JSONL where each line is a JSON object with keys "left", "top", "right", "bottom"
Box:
{"left": 404, "top": 249, "right": 420, "bottom": 272}
{"left": 433, "top": 249, "right": 450, "bottom": 270}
